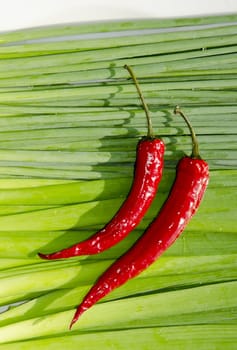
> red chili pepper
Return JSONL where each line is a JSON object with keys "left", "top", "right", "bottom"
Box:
{"left": 69, "top": 106, "right": 209, "bottom": 329}
{"left": 38, "top": 65, "right": 165, "bottom": 260}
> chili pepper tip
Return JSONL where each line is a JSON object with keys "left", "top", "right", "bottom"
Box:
{"left": 38, "top": 252, "right": 49, "bottom": 260}
{"left": 69, "top": 317, "right": 76, "bottom": 330}
{"left": 69, "top": 307, "right": 85, "bottom": 330}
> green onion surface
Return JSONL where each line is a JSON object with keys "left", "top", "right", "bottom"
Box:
{"left": 0, "top": 14, "right": 236, "bottom": 348}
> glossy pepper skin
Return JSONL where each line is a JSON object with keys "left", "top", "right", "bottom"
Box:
{"left": 38, "top": 138, "right": 164, "bottom": 259}
{"left": 69, "top": 155, "right": 209, "bottom": 329}
{"left": 38, "top": 64, "right": 165, "bottom": 260}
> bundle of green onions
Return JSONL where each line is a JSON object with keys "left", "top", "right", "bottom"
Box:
{"left": 0, "top": 13, "right": 236, "bottom": 349}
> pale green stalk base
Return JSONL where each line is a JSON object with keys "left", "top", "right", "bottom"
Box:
{"left": 0, "top": 325, "right": 236, "bottom": 350}
{"left": 0, "top": 14, "right": 236, "bottom": 349}
{"left": 0, "top": 281, "right": 237, "bottom": 344}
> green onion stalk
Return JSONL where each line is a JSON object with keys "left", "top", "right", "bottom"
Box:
{"left": 0, "top": 14, "right": 236, "bottom": 348}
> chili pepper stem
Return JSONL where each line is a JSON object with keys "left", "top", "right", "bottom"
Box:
{"left": 124, "top": 64, "right": 154, "bottom": 138}
{"left": 174, "top": 106, "right": 201, "bottom": 159}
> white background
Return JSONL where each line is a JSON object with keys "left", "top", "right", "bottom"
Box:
{"left": 0, "top": 0, "right": 237, "bottom": 32}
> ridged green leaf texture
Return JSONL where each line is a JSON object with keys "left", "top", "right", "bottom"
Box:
{"left": 0, "top": 14, "right": 236, "bottom": 349}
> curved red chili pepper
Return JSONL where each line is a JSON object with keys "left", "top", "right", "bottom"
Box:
{"left": 69, "top": 107, "right": 209, "bottom": 329}
{"left": 38, "top": 65, "right": 165, "bottom": 260}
